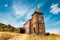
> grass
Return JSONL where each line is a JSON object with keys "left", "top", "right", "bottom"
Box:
{"left": 0, "top": 32, "right": 21, "bottom": 40}
{"left": 0, "top": 32, "right": 60, "bottom": 40}
{"left": 27, "top": 34, "right": 60, "bottom": 40}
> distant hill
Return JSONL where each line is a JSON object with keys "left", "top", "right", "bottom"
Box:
{"left": 0, "top": 23, "right": 20, "bottom": 33}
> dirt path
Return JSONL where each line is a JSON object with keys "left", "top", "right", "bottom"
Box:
{"left": 8, "top": 34, "right": 28, "bottom": 40}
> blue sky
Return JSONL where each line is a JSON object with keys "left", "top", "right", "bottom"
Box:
{"left": 0, "top": 0, "right": 60, "bottom": 34}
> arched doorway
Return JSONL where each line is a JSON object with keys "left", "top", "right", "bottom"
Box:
{"left": 20, "top": 30, "right": 25, "bottom": 33}
{"left": 34, "top": 28, "right": 35, "bottom": 33}
{"left": 20, "top": 28, "right": 25, "bottom": 34}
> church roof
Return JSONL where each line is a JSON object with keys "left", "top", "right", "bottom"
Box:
{"left": 32, "top": 7, "right": 43, "bottom": 16}
{"left": 35, "top": 7, "right": 40, "bottom": 12}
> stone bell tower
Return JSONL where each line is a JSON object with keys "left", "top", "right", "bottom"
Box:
{"left": 23, "top": 7, "right": 45, "bottom": 35}
{"left": 31, "top": 8, "right": 45, "bottom": 34}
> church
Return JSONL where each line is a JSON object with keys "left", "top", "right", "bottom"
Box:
{"left": 20, "top": 8, "right": 45, "bottom": 35}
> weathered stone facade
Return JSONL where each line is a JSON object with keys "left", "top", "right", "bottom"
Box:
{"left": 20, "top": 8, "right": 45, "bottom": 35}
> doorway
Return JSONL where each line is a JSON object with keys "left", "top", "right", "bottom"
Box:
{"left": 34, "top": 28, "right": 35, "bottom": 33}
{"left": 20, "top": 30, "right": 25, "bottom": 33}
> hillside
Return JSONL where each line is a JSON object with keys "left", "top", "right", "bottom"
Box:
{"left": 0, "top": 23, "right": 20, "bottom": 33}
{"left": 0, "top": 32, "right": 60, "bottom": 40}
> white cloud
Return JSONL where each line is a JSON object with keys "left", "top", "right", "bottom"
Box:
{"left": 50, "top": 3, "right": 60, "bottom": 14}
{"left": 44, "top": 15, "right": 51, "bottom": 23}
{"left": 13, "top": 4, "right": 29, "bottom": 16}
{"left": 1, "top": 0, "right": 37, "bottom": 28}
{"left": 44, "top": 15, "right": 52, "bottom": 28}
{"left": 47, "top": 21, "right": 60, "bottom": 28}
{"left": 46, "top": 20, "right": 60, "bottom": 34}
{"left": 0, "top": 13, "right": 26, "bottom": 28}
{"left": 4, "top": 4, "right": 8, "bottom": 7}
{"left": 47, "top": 29, "right": 60, "bottom": 34}
{"left": 44, "top": 15, "right": 60, "bottom": 34}
{"left": 25, "top": 8, "right": 35, "bottom": 20}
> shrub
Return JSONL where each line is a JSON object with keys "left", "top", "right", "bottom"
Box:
{"left": 45, "top": 33, "right": 50, "bottom": 36}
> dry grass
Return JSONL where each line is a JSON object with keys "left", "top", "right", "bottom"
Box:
{"left": 0, "top": 32, "right": 21, "bottom": 40}
{"left": 26, "top": 34, "right": 60, "bottom": 40}
{"left": 0, "top": 32, "right": 60, "bottom": 40}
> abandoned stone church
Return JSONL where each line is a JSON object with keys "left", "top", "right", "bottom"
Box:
{"left": 20, "top": 8, "right": 45, "bottom": 35}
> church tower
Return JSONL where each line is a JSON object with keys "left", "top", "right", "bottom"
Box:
{"left": 23, "top": 7, "right": 45, "bottom": 35}
{"left": 31, "top": 8, "right": 45, "bottom": 34}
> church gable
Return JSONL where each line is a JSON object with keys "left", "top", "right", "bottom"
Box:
{"left": 24, "top": 19, "right": 31, "bottom": 34}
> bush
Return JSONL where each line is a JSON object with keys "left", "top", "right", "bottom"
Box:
{"left": 45, "top": 33, "right": 50, "bottom": 36}
{"left": 0, "top": 23, "right": 20, "bottom": 33}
